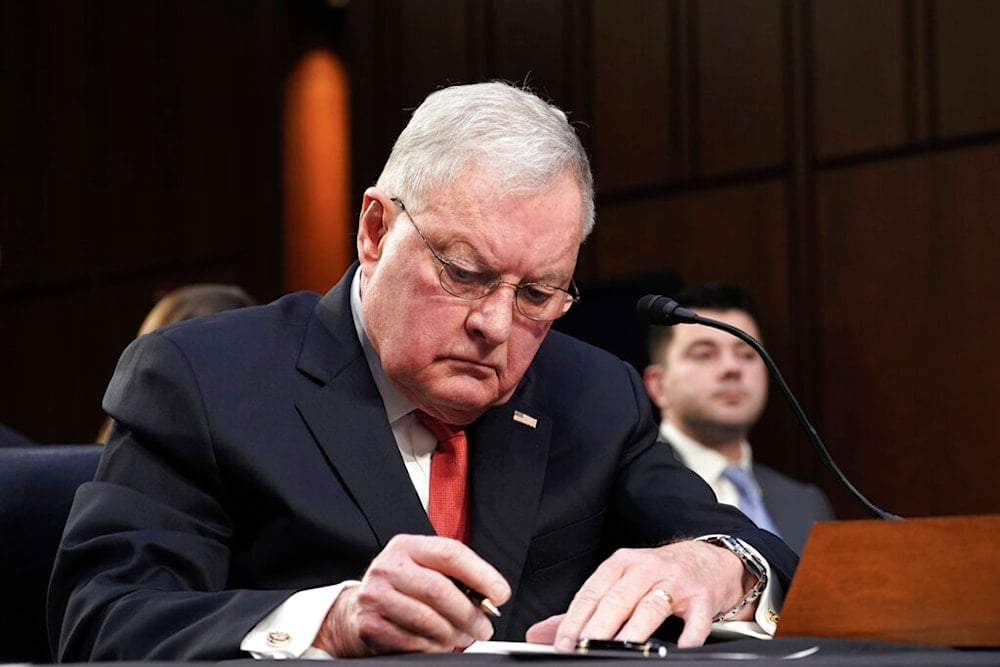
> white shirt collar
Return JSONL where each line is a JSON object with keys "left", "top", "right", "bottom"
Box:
{"left": 661, "top": 422, "right": 755, "bottom": 504}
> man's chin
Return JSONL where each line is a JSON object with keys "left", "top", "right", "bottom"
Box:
{"left": 418, "top": 390, "right": 496, "bottom": 424}
{"left": 427, "top": 385, "right": 507, "bottom": 423}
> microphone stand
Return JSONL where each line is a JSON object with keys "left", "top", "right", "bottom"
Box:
{"left": 639, "top": 295, "right": 901, "bottom": 520}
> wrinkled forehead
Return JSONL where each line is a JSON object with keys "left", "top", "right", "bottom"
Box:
{"left": 410, "top": 164, "right": 589, "bottom": 242}
{"left": 419, "top": 173, "right": 584, "bottom": 268}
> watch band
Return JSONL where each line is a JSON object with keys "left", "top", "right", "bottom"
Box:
{"left": 694, "top": 534, "right": 768, "bottom": 622}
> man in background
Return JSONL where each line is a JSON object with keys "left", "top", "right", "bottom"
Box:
{"left": 643, "top": 282, "right": 834, "bottom": 553}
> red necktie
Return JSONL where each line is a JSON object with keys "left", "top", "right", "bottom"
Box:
{"left": 415, "top": 411, "right": 469, "bottom": 543}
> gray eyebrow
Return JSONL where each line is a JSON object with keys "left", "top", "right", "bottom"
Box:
{"left": 437, "top": 239, "right": 567, "bottom": 287}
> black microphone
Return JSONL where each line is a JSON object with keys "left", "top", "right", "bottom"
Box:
{"left": 637, "top": 294, "right": 901, "bottom": 521}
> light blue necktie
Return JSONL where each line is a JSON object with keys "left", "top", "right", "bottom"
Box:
{"left": 722, "top": 465, "right": 782, "bottom": 538}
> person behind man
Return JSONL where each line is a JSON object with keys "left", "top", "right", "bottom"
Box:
{"left": 134, "top": 283, "right": 258, "bottom": 338}
{"left": 49, "top": 83, "right": 797, "bottom": 661}
{"left": 643, "top": 282, "right": 834, "bottom": 554}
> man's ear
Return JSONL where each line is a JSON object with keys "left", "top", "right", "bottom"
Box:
{"left": 357, "top": 189, "right": 393, "bottom": 262}
{"left": 643, "top": 363, "right": 670, "bottom": 411}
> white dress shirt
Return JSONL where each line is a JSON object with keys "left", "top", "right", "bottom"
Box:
{"left": 661, "top": 421, "right": 758, "bottom": 509}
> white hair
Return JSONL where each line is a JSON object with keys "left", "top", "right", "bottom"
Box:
{"left": 376, "top": 81, "right": 595, "bottom": 239}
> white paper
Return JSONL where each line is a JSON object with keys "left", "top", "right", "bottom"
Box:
{"left": 464, "top": 640, "right": 557, "bottom": 655}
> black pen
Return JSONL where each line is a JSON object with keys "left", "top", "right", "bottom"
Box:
{"left": 449, "top": 577, "right": 501, "bottom": 617}
{"left": 576, "top": 638, "right": 668, "bottom": 658}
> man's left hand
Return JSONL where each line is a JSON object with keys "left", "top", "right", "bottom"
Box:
{"left": 524, "top": 540, "right": 751, "bottom": 650}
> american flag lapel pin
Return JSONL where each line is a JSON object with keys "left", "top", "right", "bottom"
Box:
{"left": 513, "top": 410, "right": 538, "bottom": 429}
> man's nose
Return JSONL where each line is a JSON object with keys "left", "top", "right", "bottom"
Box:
{"left": 720, "top": 351, "right": 746, "bottom": 375}
{"left": 467, "top": 284, "right": 517, "bottom": 342}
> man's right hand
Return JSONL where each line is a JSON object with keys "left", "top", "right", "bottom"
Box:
{"left": 312, "top": 534, "right": 511, "bottom": 657}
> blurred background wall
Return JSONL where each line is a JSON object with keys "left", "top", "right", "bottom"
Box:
{"left": 2, "top": 0, "right": 998, "bottom": 520}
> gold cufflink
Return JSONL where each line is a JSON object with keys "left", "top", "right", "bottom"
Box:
{"left": 266, "top": 631, "right": 291, "bottom": 647}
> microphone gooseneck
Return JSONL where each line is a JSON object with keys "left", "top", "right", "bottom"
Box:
{"left": 638, "top": 294, "right": 902, "bottom": 521}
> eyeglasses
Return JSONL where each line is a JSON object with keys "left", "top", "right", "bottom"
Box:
{"left": 390, "top": 197, "right": 580, "bottom": 322}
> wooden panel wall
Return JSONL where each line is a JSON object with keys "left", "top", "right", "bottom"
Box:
{"left": 2, "top": 1, "right": 998, "bottom": 520}
{"left": 348, "top": 0, "right": 1000, "bottom": 519}
{"left": 816, "top": 145, "right": 1000, "bottom": 516}
{"left": 0, "top": 1, "right": 299, "bottom": 443}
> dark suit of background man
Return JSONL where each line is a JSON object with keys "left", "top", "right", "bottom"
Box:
{"left": 49, "top": 82, "right": 797, "bottom": 661}
{"left": 643, "top": 283, "right": 834, "bottom": 554}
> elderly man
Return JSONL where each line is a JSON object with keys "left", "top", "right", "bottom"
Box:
{"left": 49, "top": 82, "right": 797, "bottom": 660}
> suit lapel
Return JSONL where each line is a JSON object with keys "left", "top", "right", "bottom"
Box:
{"left": 467, "top": 398, "right": 551, "bottom": 637}
{"left": 294, "top": 272, "right": 435, "bottom": 548}
{"left": 296, "top": 360, "right": 435, "bottom": 548}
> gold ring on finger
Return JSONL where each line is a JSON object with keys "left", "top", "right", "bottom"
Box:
{"left": 651, "top": 588, "right": 673, "bottom": 605}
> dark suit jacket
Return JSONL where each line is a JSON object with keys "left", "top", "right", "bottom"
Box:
{"left": 48, "top": 267, "right": 798, "bottom": 661}
{"left": 663, "top": 443, "right": 835, "bottom": 555}
{"left": 0, "top": 423, "right": 35, "bottom": 447}
{"left": 754, "top": 464, "right": 834, "bottom": 554}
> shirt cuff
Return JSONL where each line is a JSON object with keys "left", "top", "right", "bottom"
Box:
{"left": 240, "top": 581, "right": 361, "bottom": 659}
{"left": 742, "top": 539, "right": 783, "bottom": 635}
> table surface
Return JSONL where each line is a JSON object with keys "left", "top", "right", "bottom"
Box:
{"left": 26, "top": 637, "right": 1000, "bottom": 667}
